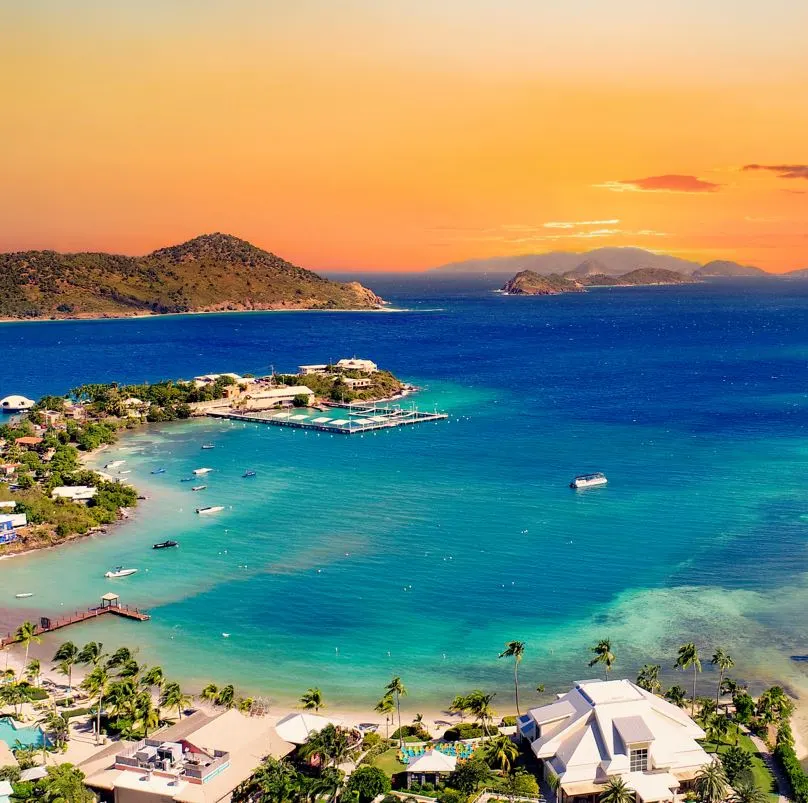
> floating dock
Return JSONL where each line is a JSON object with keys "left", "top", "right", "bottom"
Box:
{"left": 1, "top": 594, "right": 149, "bottom": 648}
{"left": 207, "top": 401, "right": 448, "bottom": 434}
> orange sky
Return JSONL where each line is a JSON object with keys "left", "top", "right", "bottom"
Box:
{"left": 2, "top": 1, "right": 807, "bottom": 271}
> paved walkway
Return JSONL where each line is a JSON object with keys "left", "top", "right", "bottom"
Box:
{"left": 745, "top": 728, "right": 791, "bottom": 803}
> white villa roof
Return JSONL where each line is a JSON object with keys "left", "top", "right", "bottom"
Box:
{"left": 623, "top": 771, "right": 680, "bottom": 802}
{"left": 529, "top": 679, "right": 708, "bottom": 789}
{"left": 258, "top": 386, "right": 314, "bottom": 399}
{"left": 0, "top": 780, "right": 14, "bottom": 798}
{"left": 274, "top": 712, "right": 344, "bottom": 745}
{"left": 1, "top": 395, "right": 34, "bottom": 410}
{"left": 19, "top": 767, "right": 48, "bottom": 782}
{"left": 407, "top": 750, "right": 457, "bottom": 774}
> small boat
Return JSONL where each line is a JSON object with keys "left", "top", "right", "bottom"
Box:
{"left": 192, "top": 485, "right": 206, "bottom": 491}
{"left": 180, "top": 478, "right": 193, "bottom": 482}
{"left": 105, "top": 460, "right": 125, "bottom": 469}
{"left": 570, "top": 472, "right": 608, "bottom": 489}
{"left": 242, "top": 470, "right": 256, "bottom": 478}
{"left": 15, "top": 593, "right": 33, "bottom": 598}
{"left": 201, "top": 444, "right": 215, "bottom": 450}
{"left": 222, "top": 633, "right": 230, "bottom": 638}
{"left": 152, "top": 540, "right": 179, "bottom": 550}
{"left": 104, "top": 567, "right": 138, "bottom": 578}
{"left": 193, "top": 467, "right": 213, "bottom": 475}
{"left": 119, "top": 470, "right": 132, "bottom": 475}
{"left": 151, "top": 468, "right": 166, "bottom": 475}
{"left": 196, "top": 506, "right": 224, "bottom": 515}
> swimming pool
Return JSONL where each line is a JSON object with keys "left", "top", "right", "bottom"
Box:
{"left": 0, "top": 717, "right": 48, "bottom": 749}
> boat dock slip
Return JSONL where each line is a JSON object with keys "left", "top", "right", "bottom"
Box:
{"left": 0, "top": 593, "right": 149, "bottom": 647}
{"left": 207, "top": 401, "right": 448, "bottom": 434}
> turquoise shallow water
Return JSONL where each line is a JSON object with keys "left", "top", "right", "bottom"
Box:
{"left": 3, "top": 278, "right": 808, "bottom": 711}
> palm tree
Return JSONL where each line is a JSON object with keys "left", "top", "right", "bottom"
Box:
{"left": 300, "top": 687, "right": 324, "bottom": 712}
{"left": 466, "top": 690, "right": 497, "bottom": 739}
{"left": 133, "top": 692, "right": 160, "bottom": 736}
{"left": 40, "top": 710, "right": 70, "bottom": 750}
{"left": 705, "top": 712, "right": 732, "bottom": 746}
{"left": 674, "top": 642, "right": 701, "bottom": 716}
{"left": 52, "top": 642, "right": 79, "bottom": 699}
{"left": 105, "top": 647, "right": 133, "bottom": 669}
{"left": 307, "top": 766, "right": 344, "bottom": 802}
{"left": 117, "top": 659, "right": 141, "bottom": 679}
{"left": 216, "top": 684, "right": 236, "bottom": 709}
{"left": 483, "top": 734, "right": 519, "bottom": 772}
{"left": 588, "top": 639, "right": 615, "bottom": 680}
{"left": 374, "top": 694, "right": 395, "bottom": 741}
{"left": 161, "top": 682, "right": 192, "bottom": 721}
{"left": 636, "top": 664, "right": 661, "bottom": 694}
{"left": 756, "top": 686, "right": 792, "bottom": 725}
{"left": 385, "top": 676, "right": 407, "bottom": 747}
{"left": 25, "top": 659, "right": 41, "bottom": 688}
{"left": 14, "top": 621, "right": 41, "bottom": 681}
{"left": 600, "top": 776, "right": 635, "bottom": 803}
{"left": 77, "top": 641, "right": 105, "bottom": 667}
{"left": 711, "top": 649, "right": 734, "bottom": 708}
{"left": 730, "top": 779, "right": 769, "bottom": 803}
{"left": 81, "top": 664, "right": 110, "bottom": 745}
{"left": 695, "top": 759, "right": 729, "bottom": 803}
{"left": 201, "top": 683, "right": 219, "bottom": 704}
{"left": 449, "top": 694, "right": 469, "bottom": 720}
{"left": 499, "top": 641, "right": 526, "bottom": 716}
{"left": 140, "top": 665, "right": 165, "bottom": 690}
{"left": 664, "top": 685, "right": 687, "bottom": 708}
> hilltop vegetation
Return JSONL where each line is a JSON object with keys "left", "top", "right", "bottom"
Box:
{"left": 0, "top": 233, "right": 384, "bottom": 319}
{"left": 501, "top": 267, "right": 693, "bottom": 295}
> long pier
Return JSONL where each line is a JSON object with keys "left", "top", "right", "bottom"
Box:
{"left": 207, "top": 401, "right": 448, "bottom": 434}
{"left": 1, "top": 598, "right": 149, "bottom": 648}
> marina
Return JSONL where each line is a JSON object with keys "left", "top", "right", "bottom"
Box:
{"left": 207, "top": 401, "right": 448, "bottom": 434}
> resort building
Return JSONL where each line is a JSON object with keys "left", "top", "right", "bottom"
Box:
{"left": 298, "top": 364, "right": 330, "bottom": 376}
{"left": 0, "top": 395, "right": 34, "bottom": 413}
{"left": 519, "top": 679, "right": 710, "bottom": 803}
{"left": 51, "top": 485, "right": 98, "bottom": 503}
{"left": 245, "top": 386, "right": 315, "bottom": 408}
{"left": 274, "top": 713, "right": 345, "bottom": 745}
{"left": 343, "top": 377, "right": 372, "bottom": 390}
{"left": 336, "top": 358, "right": 377, "bottom": 373}
{"left": 81, "top": 709, "right": 294, "bottom": 803}
{"left": 405, "top": 750, "right": 457, "bottom": 789}
{"left": 15, "top": 436, "right": 43, "bottom": 448}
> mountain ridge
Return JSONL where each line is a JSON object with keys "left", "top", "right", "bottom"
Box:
{"left": 0, "top": 233, "right": 385, "bottom": 320}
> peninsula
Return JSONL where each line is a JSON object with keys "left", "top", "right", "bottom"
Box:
{"left": 501, "top": 266, "right": 694, "bottom": 295}
{"left": 0, "top": 233, "right": 385, "bottom": 320}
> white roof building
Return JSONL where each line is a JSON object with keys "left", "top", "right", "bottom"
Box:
{"left": 0, "top": 780, "right": 13, "bottom": 803}
{"left": 51, "top": 485, "right": 98, "bottom": 502}
{"left": 336, "top": 358, "right": 377, "bottom": 373}
{"left": 405, "top": 750, "right": 457, "bottom": 789}
{"left": 520, "top": 679, "right": 709, "bottom": 803}
{"left": 1, "top": 395, "right": 35, "bottom": 412}
{"left": 274, "top": 712, "right": 344, "bottom": 745}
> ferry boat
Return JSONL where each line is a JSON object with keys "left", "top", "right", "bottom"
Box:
{"left": 153, "top": 540, "right": 179, "bottom": 550}
{"left": 193, "top": 467, "right": 213, "bottom": 475}
{"left": 196, "top": 505, "right": 224, "bottom": 515}
{"left": 104, "top": 566, "right": 138, "bottom": 578}
{"left": 570, "top": 472, "right": 608, "bottom": 489}
{"left": 192, "top": 485, "right": 206, "bottom": 491}
{"left": 242, "top": 470, "right": 256, "bottom": 478}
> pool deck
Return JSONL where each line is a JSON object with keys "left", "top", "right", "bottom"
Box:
{"left": 207, "top": 402, "right": 448, "bottom": 434}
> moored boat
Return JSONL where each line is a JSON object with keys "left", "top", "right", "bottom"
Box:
{"left": 104, "top": 566, "right": 138, "bottom": 578}
{"left": 196, "top": 505, "right": 224, "bottom": 515}
{"left": 243, "top": 470, "right": 256, "bottom": 478}
{"left": 201, "top": 444, "right": 215, "bottom": 450}
{"left": 153, "top": 540, "right": 179, "bottom": 549}
{"left": 192, "top": 485, "right": 206, "bottom": 491}
{"left": 15, "top": 593, "right": 33, "bottom": 598}
{"left": 151, "top": 468, "right": 166, "bottom": 475}
{"left": 193, "top": 467, "right": 213, "bottom": 475}
{"left": 570, "top": 472, "right": 608, "bottom": 489}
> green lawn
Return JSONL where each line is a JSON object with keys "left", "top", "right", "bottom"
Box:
{"left": 370, "top": 748, "right": 407, "bottom": 778}
{"left": 701, "top": 728, "right": 778, "bottom": 803}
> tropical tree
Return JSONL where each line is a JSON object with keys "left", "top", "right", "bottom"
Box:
{"left": 201, "top": 683, "right": 219, "bottom": 704}
{"left": 344, "top": 765, "right": 391, "bottom": 803}
{"left": 117, "top": 659, "right": 141, "bottom": 679}
{"left": 599, "top": 775, "right": 635, "bottom": 803}
{"left": 40, "top": 711, "right": 71, "bottom": 750}
{"left": 705, "top": 712, "right": 733, "bottom": 746}
{"left": 385, "top": 676, "right": 407, "bottom": 748}
{"left": 465, "top": 690, "right": 497, "bottom": 739}
{"left": 300, "top": 687, "right": 324, "bottom": 712}
{"left": 160, "top": 682, "right": 192, "bottom": 721}
{"left": 695, "top": 759, "right": 730, "bottom": 803}
{"left": 105, "top": 647, "right": 133, "bottom": 670}
{"left": 674, "top": 642, "right": 701, "bottom": 716}
{"left": 52, "top": 642, "right": 79, "bottom": 699}
{"left": 77, "top": 641, "right": 105, "bottom": 667}
{"left": 25, "top": 659, "right": 41, "bottom": 688}
{"left": 711, "top": 649, "right": 734, "bottom": 708}
{"left": 449, "top": 757, "right": 491, "bottom": 795}
{"left": 483, "top": 734, "right": 519, "bottom": 772}
{"left": 81, "top": 664, "right": 110, "bottom": 745}
{"left": 664, "top": 685, "right": 687, "bottom": 708}
{"left": 449, "top": 694, "right": 469, "bottom": 720}
{"left": 730, "top": 779, "right": 769, "bottom": 803}
{"left": 374, "top": 694, "right": 395, "bottom": 741}
{"left": 504, "top": 769, "right": 540, "bottom": 801}
{"left": 720, "top": 745, "right": 753, "bottom": 785}
{"left": 499, "top": 640, "right": 526, "bottom": 715}
{"left": 133, "top": 692, "right": 160, "bottom": 736}
{"left": 636, "top": 664, "right": 662, "bottom": 694}
{"left": 38, "top": 764, "right": 95, "bottom": 803}
{"left": 756, "top": 686, "right": 792, "bottom": 725}
{"left": 140, "top": 665, "right": 165, "bottom": 690}
{"left": 216, "top": 684, "right": 236, "bottom": 709}
{"left": 300, "top": 723, "right": 355, "bottom": 769}
{"left": 14, "top": 621, "right": 41, "bottom": 680}
{"left": 307, "top": 766, "right": 344, "bottom": 802}
{"left": 588, "top": 639, "right": 615, "bottom": 680}
{"left": 233, "top": 757, "right": 300, "bottom": 803}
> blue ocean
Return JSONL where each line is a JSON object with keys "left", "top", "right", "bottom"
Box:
{"left": 2, "top": 277, "right": 808, "bottom": 712}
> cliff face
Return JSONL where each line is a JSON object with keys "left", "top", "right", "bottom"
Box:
{"left": 0, "top": 233, "right": 385, "bottom": 319}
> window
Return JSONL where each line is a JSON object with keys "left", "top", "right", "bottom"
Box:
{"left": 630, "top": 748, "right": 648, "bottom": 772}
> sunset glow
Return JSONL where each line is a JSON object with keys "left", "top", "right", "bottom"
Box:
{"left": 2, "top": 1, "right": 807, "bottom": 271}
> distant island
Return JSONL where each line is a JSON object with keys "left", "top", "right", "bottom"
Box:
{"left": 0, "top": 233, "right": 385, "bottom": 320}
{"left": 501, "top": 265, "right": 694, "bottom": 295}
{"left": 433, "top": 246, "right": 774, "bottom": 278}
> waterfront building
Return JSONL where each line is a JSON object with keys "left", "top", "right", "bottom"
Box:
{"left": 343, "top": 377, "right": 372, "bottom": 389}
{"left": 51, "top": 485, "right": 98, "bottom": 502}
{"left": 298, "top": 364, "right": 330, "bottom": 375}
{"left": 405, "top": 750, "right": 457, "bottom": 788}
{"left": 274, "top": 712, "right": 345, "bottom": 745}
{"left": 336, "top": 358, "right": 377, "bottom": 372}
{"left": 0, "top": 395, "right": 34, "bottom": 413}
{"left": 519, "top": 679, "right": 709, "bottom": 803}
{"left": 82, "top": 709, "right": 293, "bottom": 803}
{"left": 246, "top": 386, "right": 315, "bottom": 408}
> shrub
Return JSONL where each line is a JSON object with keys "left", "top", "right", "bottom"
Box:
{"left": 345, "top": 765, "right": 391, "bottom": 803}
{"left": 500, "top": 715, "right": 518, "bottom": 726}
{"left": 443, "top": 722, "right": 499, "bottom": 741}
{"left": 392, "top": 724, "right": 432, "bottom": 742}
{"left": 437, "top": 790, "right": 464, "bottom": 803}
{"left": 775, "top": 720, "right": 808, "bottom": 803}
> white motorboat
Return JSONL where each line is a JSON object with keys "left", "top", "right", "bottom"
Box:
{"left": 104, "top": 566, "right": 138, "bottom": 578}
{"left": 570, "top": 472, "right": 608, "bottom": 489}
{"left": 15, "top": 593, "right": 34, "bottom": 598}
{"left": 196, "top": 506, "right": 224, "bottom": 515}
{"left": 193, "top": 467, "right": 213, "bottom": 475}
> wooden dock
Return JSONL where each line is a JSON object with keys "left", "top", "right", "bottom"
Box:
{"left": 1, "top": 595, "right": 150, "bottom": 648}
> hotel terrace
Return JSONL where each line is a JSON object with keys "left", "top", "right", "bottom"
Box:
{"left": 518, "top": 679, "right": 711, "bottom": 803}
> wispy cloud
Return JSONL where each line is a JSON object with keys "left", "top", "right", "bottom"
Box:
{"left": 433, "top": 226, "right": 668, "bottom": 244}
{"left": 543, "top": 219, "right": 620, "bottom": 229}
{"left": 743, "top": 164, "right": 808, "bottom": 180}
{"left": 595, "top": 175, "right": 722, "bottom": 193}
